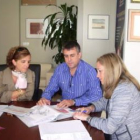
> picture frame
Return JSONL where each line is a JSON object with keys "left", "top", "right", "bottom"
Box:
{"left": 131, "top": 0, "right": 140, "bottom": 3}
{"left": 26, "top": 19, "right": 48, "bottom": 38}
{"left": 88, "top": 15, "right": 109, "bottom": 40}
{"left": 128, "top": 9, "right": 140, "bottom": 41}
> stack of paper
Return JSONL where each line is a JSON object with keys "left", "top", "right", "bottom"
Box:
{"left": 39, "top": 120, "right": 92, "bottom": 140}
{"left": 2, "top": 105, "right": 31, "bottom": 116}
{"left": 17, "top": 105, "right": 74, "bottom": 127}
{"left": 0, "top": 105, "right": 8, "bottom": 116}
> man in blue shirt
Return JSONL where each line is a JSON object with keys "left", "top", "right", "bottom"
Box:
{"left": 37, "top": 41, "right": 102, "bottom": 107}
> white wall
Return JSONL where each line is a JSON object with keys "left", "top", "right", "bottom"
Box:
{"left": 124, "top": 1, "right": 140, "bottom": 83}
{"left": 77, "top": 0, "right": 116, "bottom": 67}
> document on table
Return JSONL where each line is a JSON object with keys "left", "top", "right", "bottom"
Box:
{"left": 39, "top": 120, "right": 92, "bottom": 140}
{"left": 17, "top": 105, "right": 74, "bottom": 127}
{"left": 0, "top": 105, "right": 8, "bottom": 116}
{"left": 2, "top": 105, "right": 31, "bottom": 116}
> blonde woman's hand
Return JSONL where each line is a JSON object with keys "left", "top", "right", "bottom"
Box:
{"left": 73, "top": 111, "right": 90, "bottom": 121}
{"left": 75, "top": 105, "right": 95, "bottom": 114}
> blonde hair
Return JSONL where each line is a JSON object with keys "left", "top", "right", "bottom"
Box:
{"left": 97, "top": 53, "right": 140, "bottom": 99}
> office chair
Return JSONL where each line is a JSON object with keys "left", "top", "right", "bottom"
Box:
{"left": 0, "top": 64, "right": 7, "bottom": 71}
{"left": 0, "top": 64, "right": 42, "bottom": 101}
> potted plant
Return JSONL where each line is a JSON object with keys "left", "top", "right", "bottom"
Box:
{"left": 42, "top": 3, "right": 78, "bottom": 64}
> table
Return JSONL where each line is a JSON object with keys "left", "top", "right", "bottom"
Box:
{"left": 0, "top": 101, "right": 105, "bottom": 140}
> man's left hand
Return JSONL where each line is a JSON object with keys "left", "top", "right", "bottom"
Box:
{"left": 57, "top": 99, "right": 75, "bottom": 108}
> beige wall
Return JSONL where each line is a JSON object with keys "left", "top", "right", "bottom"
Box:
{"left": 0, "top": 0, "right": 116, "bottom": 68}
{"left": 77, "top": 0, "right": 116, "bottom": 67}
{"left": 0, "top": 0, "right": 19, "bottom": 64}
{"left": 0, "top": 0, "right": 77, "bottom": 66}
{"left": 20, "top": 0, "right": 78, "bottom": 67}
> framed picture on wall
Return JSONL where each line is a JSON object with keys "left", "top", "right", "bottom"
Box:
{"left": 88, "top": 15, "right": 109, "bottom": 39}
{"left": 131, "top": 0, "right": 140, "bottom": 3}
{"left": 26, "top": 19, "right": 48, "bottom": 38}
{"left": 128, "top": 9, "right": 140, "bottom": 41}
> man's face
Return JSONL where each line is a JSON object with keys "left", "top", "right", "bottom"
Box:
{"left": 63, "top": 47, "right": 81, "bottom": 70}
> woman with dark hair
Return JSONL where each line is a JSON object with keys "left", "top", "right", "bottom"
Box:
{"left": 0, "top": 46, "right": 35, "bottom": 103}
{"left": 73, "top": 53, "right": 140, "bottom": 140}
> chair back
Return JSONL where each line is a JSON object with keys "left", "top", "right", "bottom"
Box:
{"left": 0, "top": 64, "right": 42, "bottom": 101}
{"left": 29, "top": 64, "right": 41, "bottom": 100}
{"left": 0, "top": 64, "right": 8, "bottom": 71}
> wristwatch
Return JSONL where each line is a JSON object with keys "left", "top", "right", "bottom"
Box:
{"left": 86, "top": 116, "right": 92, "bottom": 123}
{"left": 18, "top": 89, "right": 24, "bottom": 96}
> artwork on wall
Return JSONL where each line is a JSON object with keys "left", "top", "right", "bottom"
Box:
{"left": 26, "top": 19, "right": 48, "bottom": 38}
{"left": 88, "top": 15, "right": 109, "bottom": 40}
{"left": 115, "top": 0, "right": 126, "bottom": 58}
{"left": 128, "top": 9, "right": 140, "bottom": 41}
{"left": 131, "top": 0, "right": 140, "bottom": 3}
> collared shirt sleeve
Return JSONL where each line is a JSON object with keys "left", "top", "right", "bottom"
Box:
{"left": 42, "top": 67, "right": 60, "bottom": 100}
{"left": 74, "top": 68, "right": 102, "bottom": 106}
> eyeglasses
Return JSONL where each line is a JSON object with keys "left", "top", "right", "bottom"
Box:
{"left": 13, "top": 47, "right": 28, "bottom": 59}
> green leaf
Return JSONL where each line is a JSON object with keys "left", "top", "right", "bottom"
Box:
{"left": 42, "top": 3, "right": 78, "bottom": 64}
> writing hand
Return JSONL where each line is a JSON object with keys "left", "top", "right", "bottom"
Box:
{"left": 73, "top": 112, "right": 90, "bottom": 121}
{"left": 75, "top": 106, "right": 94, "bottom": 114}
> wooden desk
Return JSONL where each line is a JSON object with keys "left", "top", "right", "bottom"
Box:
{"left": 0, "top": 101, "right": 105, "bottom": 140}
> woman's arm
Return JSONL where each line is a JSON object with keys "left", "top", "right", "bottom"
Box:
{"left": 17, "top": 70, "right": 35, "bottom": 101}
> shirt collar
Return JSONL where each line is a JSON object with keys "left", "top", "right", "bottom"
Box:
{"left": 63, "top": 60, "right": 83, "bottom": 75}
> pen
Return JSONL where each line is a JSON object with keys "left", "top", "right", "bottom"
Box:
{"left": 75, "top": 110, "right": 87, "bottom": 113}
{"left": 82, "top": 110, "right": 87, "bottom": 113}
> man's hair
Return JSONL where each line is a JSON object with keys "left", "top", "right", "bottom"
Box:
{"left": 62, "top": 41, "right": 81, "bottom": 52}
{"left": 97, "top": 53, "right": 140, "bottom": 99}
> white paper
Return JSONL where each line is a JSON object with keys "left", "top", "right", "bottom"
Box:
{"left": 2, "top": 105, "right": 31, "bottom": 116}
{"left": 39, "top": 120, "right": 92, "bottom": 140}
{"left": 17, "top": 105, "right": 74, "bottom": 127}
{"left": 0, "top": 105, "right": 8, "bottom": 116}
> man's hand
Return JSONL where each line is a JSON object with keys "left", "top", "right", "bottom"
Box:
{"left": 37, "top": 98, "right": 51, "bottom": 105}
{"left": 57, "top": 99, "right": 75, "bottom": 108}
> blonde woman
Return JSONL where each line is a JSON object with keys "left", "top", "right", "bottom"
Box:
{"left": 73, "top": 53, "right": 140, "bottom": 140}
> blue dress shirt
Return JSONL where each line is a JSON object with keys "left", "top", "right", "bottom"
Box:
{"left": 42, "top": 60, "right": 102, "bottom": 106}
